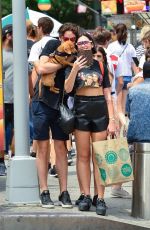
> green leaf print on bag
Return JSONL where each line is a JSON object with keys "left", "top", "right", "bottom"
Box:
{"left": 99, "top": 168, "right": 106, "bottom": 181}
{"left": 121, "top": 164, "right": 132, "bottom": 177}
{"left": 118, "top": 148, "right": 129, "bottom": 162}
{"left": 105, "top": 151, "right": 117, "bottom": 164}
{"left": 95, "top": 153, "right": 103, "bottom": 165}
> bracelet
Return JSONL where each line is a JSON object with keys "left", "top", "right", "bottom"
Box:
{"left": 109, "top": 117, "right": 115, "bottom": 121}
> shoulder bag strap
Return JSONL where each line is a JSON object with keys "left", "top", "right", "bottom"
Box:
{"left": 119, "top": 44, "right": 128, "bottom": 57}
{"left": 99, "top": 61, "right": 104, "bottom": 77}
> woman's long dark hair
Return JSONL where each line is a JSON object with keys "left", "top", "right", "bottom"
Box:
{"left": 115, "top": 23, "right": 127, "bottom": 45}
{"left": 96, "top": 46, "right": 107, "bottom": 66}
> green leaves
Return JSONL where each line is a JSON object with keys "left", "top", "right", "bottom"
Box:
{"left": 2, "top": 0, "right": 96, "bottom": 29}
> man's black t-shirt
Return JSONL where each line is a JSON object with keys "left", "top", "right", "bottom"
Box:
{"left": 32, "top": 39, "right": 66, "bottom": 110}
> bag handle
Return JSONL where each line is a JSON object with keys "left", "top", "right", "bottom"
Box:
{"left": 99, "top": 61, "right": 104, "bottom": 77}
{"left": 61, "top": 89, "right": 65, "bottom": 104}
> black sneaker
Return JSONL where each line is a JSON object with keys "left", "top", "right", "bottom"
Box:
{"left": 30, "top": 152, "right": 36, "bottom": 158}
{"left": 75, "top": 193, "right": 85, "bottom": 205}
{"left": 92, "top": 194, "right": 98, "bottom": 207}
{"left": 59, "top": 191, "right": 73, "bottom": 208}
{"left": 68, "top": 151, "right": 73, "bottom": 165}
{"left": 78, "top": 195, "right": 92, "bottom": 211}
{"left": 40, "top": 190, "right": 54, "bottom": 208}
{"left": 0, "top": 162, "right": 6, "bottom": 176}
{"left": 96, "top": 198, "right": 107, "bottom": 216}
{"left": 49, "top": 165, "right": 58, "bottom": 177}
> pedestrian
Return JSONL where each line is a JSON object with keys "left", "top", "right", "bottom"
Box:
{"left": 64, "top": 32, "right": 116, "bottom": 215}
{"left": 126, "top": 61, "right": 150, "bottom": 143}
{"left": 107, "top": 23, "right": 138, "bottom": 128}
{"left": 1, "top": 24, "right": 13, "bottom": 175}
{"left": 26, "top": 20, "right": 38, "bottom": 58}
{"left": 136, "top": 25, "right": 150, "bottom": 61}
{"left": 28, "top": 17, "right": 55, "bottom": 158}
{"left": 32, "top": 23, "right": 79, "bottom": 208}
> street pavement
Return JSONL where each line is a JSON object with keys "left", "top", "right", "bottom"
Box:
{"left": 0, "top": 155, "right": 150, "bottom": 229}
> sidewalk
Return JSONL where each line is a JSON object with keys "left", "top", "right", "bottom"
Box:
{"left": 0, "top": 156, "right": 150, "bottom": 229}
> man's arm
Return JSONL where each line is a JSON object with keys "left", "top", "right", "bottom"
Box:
{"left": 34, "top": 58, "right": 62, "bottom": 75}
{"left": 34, "top": 39, "right": 62, "bottom": 74}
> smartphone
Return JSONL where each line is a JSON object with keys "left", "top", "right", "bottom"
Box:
{"left": 77, "top": 50, "right": 93, "bottom": 66}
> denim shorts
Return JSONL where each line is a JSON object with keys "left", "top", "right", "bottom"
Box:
{"left": 31, "top": 101, "right": 69, "bottom": 141}
{"left": 122, "top": 76, "right": 132, "bottom": 90}
{"left": 74, "top": 95, "right": 109, "bottom": 132}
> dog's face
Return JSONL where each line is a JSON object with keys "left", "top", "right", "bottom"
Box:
{"left": 61, "top": 40, "right": 77, "bottom": 55}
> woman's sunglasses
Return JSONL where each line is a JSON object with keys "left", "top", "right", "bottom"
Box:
{"left": 63, "top": 36, "right": 76, "bottom": 42}
{"left": 76, "top": 41, "right": 92, "bottom": 46}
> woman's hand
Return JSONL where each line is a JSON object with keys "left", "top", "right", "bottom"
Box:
{"left": 107, "top": 119, "right": 116, "bottom": 135}
{"left": 73, "top": 56, "right": 87, "bottom": 72}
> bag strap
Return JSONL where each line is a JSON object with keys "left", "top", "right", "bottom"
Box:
{"left": 61, "top": 89, "right": 65, "bottom": 104}
{"left": 99, "top": 61, "right": 104, "bottom": 77}
{"left": 119, "top": 44, "right": 128, "bottom": 57}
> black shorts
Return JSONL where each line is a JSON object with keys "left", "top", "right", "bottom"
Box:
{"left": 31, "top": 101, "right": 69, "bottom": 141}
{"left": 74, "top": 95, "right": 109, "bottom": 132}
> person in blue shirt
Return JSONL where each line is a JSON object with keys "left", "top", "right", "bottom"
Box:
{"left": 126, "top": 61, "right": 150, "bottom": 143}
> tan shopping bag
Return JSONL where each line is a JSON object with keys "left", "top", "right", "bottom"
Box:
{"left": 92, "top": 137, "right": 134, "bottom": 186}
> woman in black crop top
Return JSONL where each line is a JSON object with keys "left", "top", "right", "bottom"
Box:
{"left": 65, "top": 32, "right": 116, "bottom": 216}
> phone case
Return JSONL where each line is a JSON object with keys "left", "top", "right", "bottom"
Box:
{"left": 77, "top": 50, "right": 93, "bottom": 66}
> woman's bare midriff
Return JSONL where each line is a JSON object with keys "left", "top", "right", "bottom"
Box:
{"left": 76, "top": 87, "right": 104, "bottom": 96}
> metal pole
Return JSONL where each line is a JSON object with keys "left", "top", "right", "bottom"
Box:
{"left": 13, "top": 0, "right": 29, "bottom": 156}
{"left": 6, "top": 0, "right": 39, "bottom": 204}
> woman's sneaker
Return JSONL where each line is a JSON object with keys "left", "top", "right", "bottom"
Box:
{"left": 96, "top": 198, "right": 107, "bottom": 216}
{"left": 92, "top": 194, "right": 98, "bottom": 207}
{"left": 59, "top": 191, "right": 73, "bottom": 208}
{"left": 75, "top": 193, "right": 85, "bottom": 205}
{"left": 40, "top": 190, "right": 54, "bottom": 208}
{"left": 78, "top": 195, "right": 92, "bottom": 211}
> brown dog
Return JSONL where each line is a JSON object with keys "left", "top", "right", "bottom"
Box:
{"left": 39, "top": 40, "right": 76, "bottom": 95}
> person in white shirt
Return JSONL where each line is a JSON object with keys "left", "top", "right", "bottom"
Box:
{"left": 28, "top": 17, "right": 55, "bottom": 62}
{"left": 28, "top": 17, "right": 56, "bottom": 160}
{"left": 107, "top": 23, "right": 138, "bottom": 128}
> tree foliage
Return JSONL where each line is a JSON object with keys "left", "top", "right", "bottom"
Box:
{"left": 1, "top": 0, "right": 100, "bottom": 29}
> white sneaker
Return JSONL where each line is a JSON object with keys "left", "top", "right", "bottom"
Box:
{"left": 111, "top": 188, "right": 131, "bottom": 199}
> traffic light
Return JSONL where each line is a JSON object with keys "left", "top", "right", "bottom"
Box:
{"left": 117, "top": 0, "right": 124, "bottom": 14}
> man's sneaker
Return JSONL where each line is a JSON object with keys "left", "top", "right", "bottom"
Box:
{"left": 49, "top": 165, "right": 58, "bottom": 177}
{"left": 68, "top": 151, "right": 73, "bottom": 165}
{"left": 78, "top": 195, "right": 92, "bottom": 211}
{"left": 0, "top": 162, "right": 6, "bottom": 176}
{"left": 92, "top": 194, "right": 98, "bottom": 207}
{"left": 40, "top": 190, "right": 54, "bottom": 208}
{"left": 111, "top": 187, "right": 132, "bottom": 199}
{"left": 75, "top": 193, "right": 85, "bottom": 205}
{"left": 59, "top": 191, "right": 73, "bottom": 208}
{"left": 96, "top": 198, "right": 107, "bottom": 216}
{"left": 70, "top": 148, "right": 76, "bottom": 157}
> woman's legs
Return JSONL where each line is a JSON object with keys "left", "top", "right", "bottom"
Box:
{"left": 91, "top": 131, "right": 107, "bottom": 199}
{"left": 92, "top": 130, "right": 108, "bottom": 215}
{"left": 75, "top": 129, "right": 91, "bottom": 196}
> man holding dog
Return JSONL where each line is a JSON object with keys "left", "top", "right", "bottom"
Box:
{"left": 32, "top": 23, "right": 79, "bottom": 208}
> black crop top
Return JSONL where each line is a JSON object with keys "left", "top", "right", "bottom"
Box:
{"left": 65, "top": 59, "right": 110, "bottom": 90}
